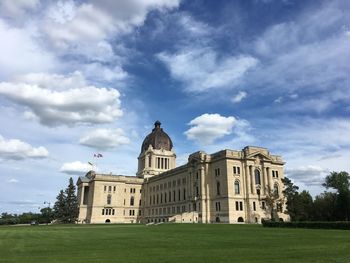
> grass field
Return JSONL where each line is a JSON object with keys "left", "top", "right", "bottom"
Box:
{"left": 0, "top": 224, "right": 349, "bottom": 263}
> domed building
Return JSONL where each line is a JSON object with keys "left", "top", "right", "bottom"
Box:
{"left": 77, "top": 121, "right": 289, "bottom": 224}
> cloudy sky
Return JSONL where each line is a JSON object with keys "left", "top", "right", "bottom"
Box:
{"left": 0, "top": 0, "right": 349, "bottom": 213}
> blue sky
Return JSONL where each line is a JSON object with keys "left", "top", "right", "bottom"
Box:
{"left": 0, "top": 0, "right": 349, "bottom": 213}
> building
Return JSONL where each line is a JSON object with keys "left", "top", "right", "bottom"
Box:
{"left": 77, "top": 121, "right": 289, "bottom": 224}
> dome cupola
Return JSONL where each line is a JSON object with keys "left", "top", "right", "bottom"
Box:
{"left": 141, "top": 121, "right": 173, "bottom": 153}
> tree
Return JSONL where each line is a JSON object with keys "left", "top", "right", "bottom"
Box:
{"left": 262, "top": 185, "right": 283, "bottom": 221}
{"left": 282, "top": 177, "right": 299, "bottom": 221}
{"left": 53, "top": 190, "right": 66, "bottom": 223}
{"left": 312, "top": 192, "right": 337, "bottom": 221}
{"left": 323, "top": 171, "right": 350, "bottom": 221}
{"left": 65, "top": 177, "right": 79, "bottom": 223}
{"left": 53, "top": 178, "right": 79, "bottom": 224}
{"left": 40, "top": 207, "right": 53, "bottom": 224}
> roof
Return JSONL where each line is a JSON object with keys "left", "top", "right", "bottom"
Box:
{"left": 141, "top": 121, "right": 173, "bottom": 153}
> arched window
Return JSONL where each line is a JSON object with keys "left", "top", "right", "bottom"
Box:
{"left": 234, "top": 181, "right": 240, "bottom": 195}
{"left": 238, "top": 217, "right": 244, "bottom": 223}
{"left": 130, "top": 196, "right": 134, "bottom": 206}
{"left": 274, "top": 184, "right": 279, "bottom": 197}
{"left": 255, "top": 169, "right": 261, "bottom": 185}
{"left": 216, "top": 181, "right": 221, "bottom": 195}
{"left": 107, "top": 194, "right": 111, "bottom": 205}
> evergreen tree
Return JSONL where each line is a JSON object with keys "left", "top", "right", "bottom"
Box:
{"left": 53, "top": 190, "right": 66, "bottom": 223}
{"left": 53, "top": 178, "right": 78, "bottom": 224}
{"left": 65, "top": 177, "right": 79, "bottom": 223}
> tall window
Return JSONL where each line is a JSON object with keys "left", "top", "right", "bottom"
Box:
{"left": 234, "top": 181, "right": 240, "bottom": 195}
{"left": 255, "top": 169, "right": 261, "bottom": 185}
{"left": 183, "top": 188, "right": 186, "bottom": 200}
{"left": 148, "top": 156, "right": 152, "bottom": 167}
{"left": 107, "top": 195, "right": 111, "bottom": 205}
{"left": 216, "top": 181, "right": 221, "bottom": 195}
{"left": 130, "top": 196, "right": 134, "bottom": 206}
{"left": 274, "top": 184, "right": 279, "bottom": 197}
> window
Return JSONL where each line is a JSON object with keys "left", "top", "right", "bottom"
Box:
{"left": 216, "top": 181, "right": 221, "bottom": 195}
{"left": 234, "top": 181, "right": 240, "bottom": 195}
{"left": 193, "top": 203, "right": 197, "bottom": 211}
{"left": 83, "top": 186, "right": 89, "bottom": 205}
{"left": 112, "top": 209, "right": 115, "bottom": 215}
{"left": 233, "top": 166, "right": 241, "bottom": 175}
{"left": 161, "top": 193, "right": 163, "bottom": 203}
{"left": 108, "top": 186, "right": 112, "bottom": 192}
{"left": 173, "top": 191, "right": 176, "bottom": 202}
{"left": 104, "top": 186, "right": 107, "bottom": 192}
{"left": 255, "top": 169, "right": 261, "bottom": 185}
{"left": 183, "top": 189, "right": 186, "bottom": 200}
{"left": 164, "top": 192, "right": 167, "bottom": 203}
{"left": 148, "top": 156, "right": 152, "bottom": 167}
{"left": 215, "top": 202, "right": 221, "bottom": 211}
{"left": 129, "top": 210, "right": 135, "bottom": 216}
{"left": 102, "top": 209, "right": 104, "bottom": 215}
{"left": 130, "top": 196, "right": 134, "bottom": 206}
{"left": 113, "top": 186, "right": 116, "bottom": 192}
{"left": 274, "top": 184, "right": 279, "bottom": 197}
{"left": 178, "top": 189, "right": 181, "bottom": 201}
{"left": 107, "top": 195, "right": 111, "bottom": 205}
{"left": 196, "top": 186, "right": 199, "bottom": 197}
{"left": 235, "top": 201, "right": 243, "bottom": 211}
{"left": 262, "top": 201, "right": 266, "bottom": 209}
{"left": 233, "top": 166, "right": 236, "bottom": 174}
{"left": 215, "top": 168, "right": 220, "bottom": 177}
{"left": 156, "top": 194, "right": 159, "bottom": 204}
{"left": 253, "top": 201, "right": 256, "bottom": 211}
{"left": 169, "top": 191, "right": 171, "bottom": 202}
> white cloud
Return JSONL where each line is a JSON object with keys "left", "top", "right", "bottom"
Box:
{"left": 43, "top": 0, "right": 180, "bottom": 50}
{"left": 60, "top": 161, "right": 92, "bottom": 175}
{"left": 0, "top": 0, "right": 39, "bottom": 19}
{"left": 185, "top": 113, "right": 236, "bottom": 144}
{"left": 158, "top": 47, "right": 258, "bottom": 92}
{"left": 79, "top": 128, "right": 130, "bottom": 150}
{"left": 0, "top": 19, "right": 57, "bottom": 79}
{"left": 285, "top": 165, "right": 329, "bottom": 186}
{"left": 231, "top": 91, "right": 247, "bottom": 103}
{"left": 0, "top": 135, "right": 49, "bottom": 160}
{"left": 0, "top": 72, "right": 123, "bottom": 126}
{"left": 7, "top": 178, "right": 19, "bottom": 183}
{"left": 82, "top": 63, "right": 128, "bottom": 83}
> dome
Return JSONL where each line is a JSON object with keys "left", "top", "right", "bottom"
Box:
{"left": 141, "top": 121, "right": 173, "bottom": 153}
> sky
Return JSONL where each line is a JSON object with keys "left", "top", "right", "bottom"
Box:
{"left": 0, "top": 0, "right": 349, "bottom": 214}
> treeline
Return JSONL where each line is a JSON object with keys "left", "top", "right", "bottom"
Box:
{"left": 0, "top": 209, "right": 52, "bottom": 225}
{"left": 283, "top": 171, "right": 350, "bottom": 221}
{"left": 0, "top": 177, "right": 78, "bottom": 225}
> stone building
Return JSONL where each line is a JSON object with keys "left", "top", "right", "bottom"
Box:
{"left": 77, "top": 121, "right": 289, "bottom": 224}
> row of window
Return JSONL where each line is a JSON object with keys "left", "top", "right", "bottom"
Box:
{"left": 149, "top": 189, "right": 187, "bottom": 205}
{"left": 102, "top": 208, "right": 115, "bottom": 215}
{"left": 149, "top": 203, "right": 201, "bottom": 216}
{"left": 102, "top": 209, "right": 141, "bottom": 216}
{"left": 155, "top": 157, "right": 170, "bottom": 169}
{"left": 103, "top": 185, "right": 141, "bottom": 194}
{"left": 106, "top": 195, "right": 142, "bottom": 206}
{"left": 149, "top": 178, "right": 187, "bottom": 192}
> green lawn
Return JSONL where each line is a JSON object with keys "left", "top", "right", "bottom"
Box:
{"left": 0, "top": 224, "right": 349, "bottom": 263}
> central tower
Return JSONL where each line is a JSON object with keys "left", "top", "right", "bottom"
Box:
{"left": 137, "top": 121, "right": 176, "bottom": 179}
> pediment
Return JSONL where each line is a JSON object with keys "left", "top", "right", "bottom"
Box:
{"left": 246, "top": 151, "right": 273, "bottom": 162}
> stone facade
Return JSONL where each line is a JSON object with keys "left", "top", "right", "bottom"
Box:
{"left": 77, "top": 122, "right": 289, "bottom": 224}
